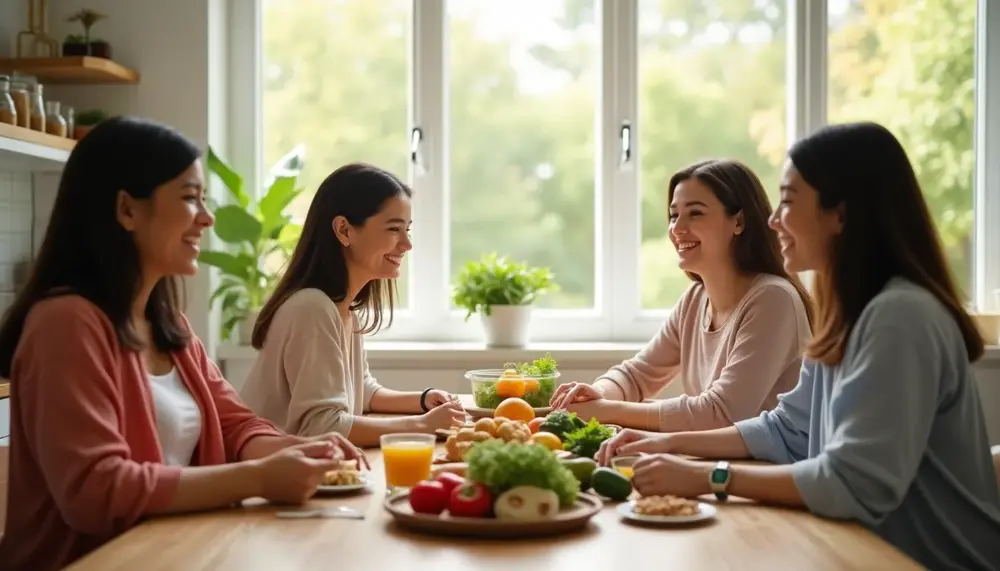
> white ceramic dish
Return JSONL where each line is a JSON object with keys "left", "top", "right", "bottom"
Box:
{"left": 616, "top": 500, "right": 717, "bottom": 525}
{"left": 315, "top": 473, "right": 372, "bottom": 495}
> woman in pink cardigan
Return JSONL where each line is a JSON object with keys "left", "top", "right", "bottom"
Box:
{"left": 0, "top": 117, "right": 366, "bottom": 571}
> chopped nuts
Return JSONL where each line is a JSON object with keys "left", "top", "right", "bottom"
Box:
{"left": 633, "top": 495, "right": 700, "bottom": 517}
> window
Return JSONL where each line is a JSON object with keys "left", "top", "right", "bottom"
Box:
{"left": 827, "top": 0, "right": 977, "bottom": 298}
{"left": 238, "top": 0, "right": 993, "bottom": 343}
{"left": 637, "top": 0, "right": 787, "bottom": 309}
{"left": 260, "top": 0, "right": 413, "bottom": 307}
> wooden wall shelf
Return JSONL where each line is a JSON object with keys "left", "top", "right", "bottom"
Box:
{"left": 0, "top": 56, "right": 139, "bottom": 84}
{"left": 0, "top": 123, "right": 74, "bottom": 170}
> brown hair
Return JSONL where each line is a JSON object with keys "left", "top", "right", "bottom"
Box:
{"left": 0, "top": 117, "right": 197, "bottom": 377}
{"left": 667, "top": 159, "right": 814, "bottom": 327}
{"left": 788, "top": 121, "right": 983, "bottom": 365}
{"left": 251, "top": 163, "right": 411, "bottom": 349}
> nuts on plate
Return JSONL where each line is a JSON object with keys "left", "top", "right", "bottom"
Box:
{"left": 632, "top": 495, "right": 700, "bottom": 517}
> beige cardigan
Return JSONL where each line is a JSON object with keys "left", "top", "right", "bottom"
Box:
{"left": 238, "top": 288, "right": 382, "bottom": 437}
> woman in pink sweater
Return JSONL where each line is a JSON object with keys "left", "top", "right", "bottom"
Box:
{"left": 551, "top": 159, "right": 813, "bottom": 431}
{"left": 0, "top": 117, "right": 366, "bottom": 571}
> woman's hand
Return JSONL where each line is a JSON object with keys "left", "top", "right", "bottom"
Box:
{"left": 303, "top": 432, "right": 371, "bottom": 470}
{"left": 253, "top": 441, "right": 344, "bottom": 505}
{"left": 631, "top": 453, "right": 710, "bottom": 498}
{"left": 550, "top": 382, "right": 604, "bottom": 409}
{"left": 417, "top": 401, "right": 467, "bottom": 432}
{"left": 424, "top": 389, "right": 462, "bottom": 409}
{"left": 596, "top": 428, "right": 673, "bottom": 466}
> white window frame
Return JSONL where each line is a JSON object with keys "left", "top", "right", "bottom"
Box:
{"left": 226, "top": 0, "right": 999, "bottom": 345}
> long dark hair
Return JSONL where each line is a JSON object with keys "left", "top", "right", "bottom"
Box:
{"left": 789, "top": 121, "right": 983, "bottom": 365}
{"left": 251, "top": 162, "right": 411, "bottom": 349}
{"left": 667, "top": 159, "right": 814, "bottom": 327}
{"left": 0, "top": 116, "right": 201, "bottom": 377}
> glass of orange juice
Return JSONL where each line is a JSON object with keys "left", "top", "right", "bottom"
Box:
{"left": 612, "top": 455, "right": 638, "bottom": 479}
{"left": 380, "top": 433, "right": 436, "bottom": 495}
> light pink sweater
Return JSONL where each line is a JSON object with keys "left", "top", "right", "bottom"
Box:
{"left": 0, "top": 295, "right": 283, "bottom": 571}
{"left": 595, "top": 275, "right": 811, "bottom": 431}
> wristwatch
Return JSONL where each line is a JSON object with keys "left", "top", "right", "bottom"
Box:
{"left": 709, "top": 460, "right": 731, "bottom": 501}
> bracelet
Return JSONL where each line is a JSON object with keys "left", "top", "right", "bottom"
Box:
{"left": 419, "top": 388, "right": 434, "bottom": 412}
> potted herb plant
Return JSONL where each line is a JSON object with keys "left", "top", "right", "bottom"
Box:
{"left": 199, "top": 145, "right": 306, "bottom": 344}
{"left": 63, "top": 9, "right": 111, "bottom": 59}
{"left": 73, "top": 109, "right": 108, "bottom": 139}
{"left": 452, "top": 253, "right": 557, "bottom": 347}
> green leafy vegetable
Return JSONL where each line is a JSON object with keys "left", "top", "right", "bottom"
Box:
{"left": 563, "top": 418, "right": 616, "bottom": 459}
{"left": 465, "top": 440, "right": 580, "bottom": 507}
{"left": 471, "top": 354, "right": 560, "bottom": 408}
{"left": 515, "top": 353, "right": 558, "bottom": 376}
{"left": 539, "top": 409, "right": 587, "bottom": 441}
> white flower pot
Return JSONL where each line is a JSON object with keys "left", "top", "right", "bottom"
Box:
{"left": 480, "top": 305, "right": 533, "bottom": 348}
{"left": 238, "top": 309, "right": 261, "bottom": 346}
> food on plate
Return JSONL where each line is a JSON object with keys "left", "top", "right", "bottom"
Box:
{"left": 448, "top": 481, "right": 494, "bottom": 518}
{"left": 632, "top": 495, "right": 700, "bottom": 517}
{"left": 560, "top": 457, "right": 598, "bottom": 492}
{"left": 430, "top": 462, "right": 468, "bottom": 479}
{"left": 322, "top": 460, "right": 362, "bottom": 486}
{"left": 590, "top": 467, "right": 633, "bottom": 501}
{"left": 494, "top": 486, "right": 560, "bottom": 521}
{"left": 409, "top": 480, "right": 450, "bottom": 515}
{"left": 470, "top": 354, "right": 559, "bottom": 408}
{"left": 529, "top": 431, "right": 563, "bottom": 451}
{"left": 494, "top": 398, "right": 535, "bottom": 422}
{"left": 435, "top": 472, "right": 466, "bottom": 495}
{"left": 538, "top": 409, "right": 587, "bottom": 441}
{"left": 444, "top": 417, "right": 532, "bottom": 462}
{"left": 562, "top": 418, "right": 616, "bottom": 459}
{"left": 465, "top": 439, "right": 580, "bottom": 507}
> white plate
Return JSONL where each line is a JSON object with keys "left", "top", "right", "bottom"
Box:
{"left": 616, "top": 500, "right": 717, "bottom": 524}
{"left": 315, "top": 473, "right": 372, "bottom": 495}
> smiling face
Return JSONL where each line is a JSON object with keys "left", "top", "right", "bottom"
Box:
{"left": 116, "top": 159, "right": 215, "bottom": 279}
{"left": 668, "top": 178, "right": 743, "bottom": 276}
{"left": 769, "top": 160, "right": 844, "bottom": 273}
{"left": 335, "top": 192, "right": 413, "bottom": 282}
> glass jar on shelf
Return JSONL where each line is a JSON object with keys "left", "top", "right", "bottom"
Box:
{"left": 9, "top": 78, "right": 29, "bottom": 128}
{"left": 45, "top": 101, "right": 66, "bottom": 137}
{"left": 29, "top": 82, "right": 46, "bottom": 132}
{"left": 0, "top": 75, "right": 16, "bottom": 126}
{"left": 63, "top": 105, "right": 75, "bottom": 139}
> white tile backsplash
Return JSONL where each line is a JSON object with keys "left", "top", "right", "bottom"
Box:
{"left": 0, "top": 171, "right": 34, "bottom": 316}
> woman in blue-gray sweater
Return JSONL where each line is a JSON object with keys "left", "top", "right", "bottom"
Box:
{"left": 599, "top": 121, "right": 1000, "bottom": 570}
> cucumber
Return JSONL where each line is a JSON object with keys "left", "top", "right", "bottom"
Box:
{"left": 590, "top": 467, "right": 633, "bottom": 500}
{"left": 561, "top": 457, "right": 598, "bottom": 492}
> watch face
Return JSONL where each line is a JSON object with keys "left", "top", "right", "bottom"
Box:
{"left": 711, "top": 469, "right": 728, "bottom": 484}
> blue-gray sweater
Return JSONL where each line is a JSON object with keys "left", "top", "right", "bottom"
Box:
{"left": 735, "top": 278, "right": 1000, "bottom": 571}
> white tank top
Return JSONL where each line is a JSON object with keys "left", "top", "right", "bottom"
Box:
{"left": 149, "top": 368, "right": 202, "bottom": 466}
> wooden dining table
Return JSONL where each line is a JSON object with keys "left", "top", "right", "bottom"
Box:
{"left": 65, "top": 400, "right": 921, "bottom": 571}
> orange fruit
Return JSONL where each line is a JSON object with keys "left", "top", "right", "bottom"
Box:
{"left": 494, "top": 398, "right": 535, "bottom": 422}
{"left": 528, "top": 417, "right": 545, "bottom": 434}
{"left": 496, "top": 379, "right": 526, "bottom": 398}
{"left": 530, "top": 431, "right": 562, "bottom": 451}
{"left": 523, "top": 379, "right": 540, "bottom": 393}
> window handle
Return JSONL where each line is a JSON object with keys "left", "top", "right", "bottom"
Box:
{"left": 619, "top": 121, "right": 633, "bottom": 169}
{"left": 410, "top": 126, "right": 426, "bottom": 174}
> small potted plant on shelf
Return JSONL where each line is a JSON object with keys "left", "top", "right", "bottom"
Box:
{"left": 199, "top": 145, "right": 306, "bottom": 344}
{"left": 73, "top": 108, "right": 108, "bottom": 139}
{"left": 452, "top": 253, "right": 558, "bottom": 348}
{"left": 63, "top": 8, "right": 112, "bottom": 59}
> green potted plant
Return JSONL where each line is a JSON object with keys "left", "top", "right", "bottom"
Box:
{"left": 73, "top": 108, "right": 108, "bottom": 139}
{"left": 452, "top": 253, "right": 557, "bottom": 347}
{"left": 199, "top": 145, "right": 306, "bottom": 344}
{"left": 64, "top": 9, "right": 112, "bottom": 58}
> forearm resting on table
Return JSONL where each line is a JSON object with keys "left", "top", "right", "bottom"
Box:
{"left": 720, "top": 463, "right": 805, "bottom": 508}
{"left": 239, "top": 434, "right": 299, "bottom": 461}
{"left": 669, "top": 427, "right": 752, "bottom": 459}
{"left": 593, "top": 378, "right": 626, "bottom": 401}
{"left": 147, "top": 462, "right": 262, "bottom": 515}
{"left": 368, "top": 387, "right": 422, "bottom": 414}
{"left": 347, "top": 414, "right": 422, "bottom": 447}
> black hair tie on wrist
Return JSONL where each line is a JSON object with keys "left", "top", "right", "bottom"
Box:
{"left": 420, "top": 388, "right": 434, "bottom": 412}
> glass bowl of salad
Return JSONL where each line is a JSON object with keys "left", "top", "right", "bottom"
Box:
{"left": 465, "top": 354, "right": 560, "bottom": 409}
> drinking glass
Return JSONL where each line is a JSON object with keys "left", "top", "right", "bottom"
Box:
{"left": 612, "top": 455, "right": 639, "bottom": 479}
{"left": 380, "top": 433, "right": 436, "bottom": 495}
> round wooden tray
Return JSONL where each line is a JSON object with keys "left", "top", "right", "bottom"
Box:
{"left": 384, "top": 492, "right": 604, "bottom": 538}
